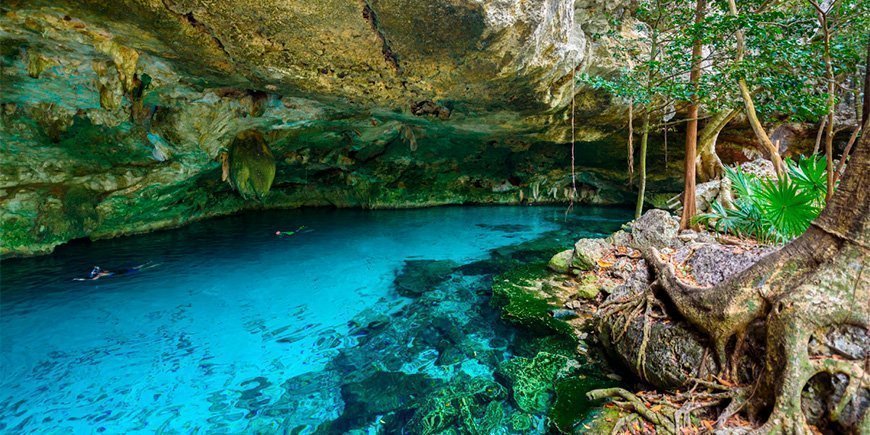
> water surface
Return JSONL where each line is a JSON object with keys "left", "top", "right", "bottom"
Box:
{"left": 1, "top": 206, "right": 631, "bottom": 433}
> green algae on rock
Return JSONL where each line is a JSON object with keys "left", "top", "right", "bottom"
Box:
{"left": 495, "top": 351, "right": 576, "bottom": 414}
{"left": 490, "top": 264, "right": 576, "bottom": 340}
{"left": 227, "top": 130, "right": 276, "bottom": 200}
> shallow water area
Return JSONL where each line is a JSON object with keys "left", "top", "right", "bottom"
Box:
{"left": 0, "top": 205, "right": 631, "bottom": 433}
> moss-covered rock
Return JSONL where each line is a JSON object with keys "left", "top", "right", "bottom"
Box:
{"left": 495, "top": 351, "right": 574, "bottom": 413}
{"left": 228, "top": 130, "right": 276, "bottom": 200}
{"left": 490, "top": 265, "right": 576, "bottom": 340}
{"left": 575, "top": 274, "right": 601, "bottom": 299}
{"left": 406, "top": 377, "right": 507, "bottom": 434}
{"left": 547, "top": 249, "right": 573, "bottom": 273}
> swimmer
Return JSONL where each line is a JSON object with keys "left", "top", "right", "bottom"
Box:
{"left": 275, "top": 226, "right": 306, "bottom": 238}
{"left": 74, "top": 262, "right": 156, "bottom": 281}
{"left": 74, "top": 265, "right": 114, "bottom": 281}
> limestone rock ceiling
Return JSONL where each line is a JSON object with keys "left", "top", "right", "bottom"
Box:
{"left": 2, "top": 0, "right": 626, "bottom": 129}
{"left": 0, "top": 0, "right": 655, "bottom": 258}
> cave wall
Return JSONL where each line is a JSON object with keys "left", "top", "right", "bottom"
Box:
{"left": 0, "top": 0, "right": 684, "bottom": 257}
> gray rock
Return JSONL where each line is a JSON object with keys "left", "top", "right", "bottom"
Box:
{"left": 629, "top": 209, "right": 681, "bottom": 250}
{"left": 597, "top": 313, "right": 716, "bottom": 389}
{"left": 571, "top": 238, "right": 609, "bottom": 270}
{"left": 679, "top": 244, "right": 774, "bottom": 286}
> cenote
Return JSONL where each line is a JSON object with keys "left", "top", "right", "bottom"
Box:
{"left": 0, "top": 206, "right": 631, "bottom": 433}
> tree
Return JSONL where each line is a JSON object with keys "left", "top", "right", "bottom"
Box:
{"left": 647, "top": 117, "right": 869, "bottom": 431}
{"left": 679, "top": 0, "right": 706, "bottom": 229}
{"left": 584, "top": 0, "right": 699, "bottom": 219}
{"left": 725, "top": 0, "right": 787, "bottom": 176}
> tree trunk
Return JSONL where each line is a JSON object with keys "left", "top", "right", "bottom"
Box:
{"left": 727, "top": 0, "right": 785, "bottom": 177}
{"left": 645, "top": 118, "right": 869, "bottom": 432}
{"left": 863, "top": 38, "right": 870, "bottom": 127}
{"left": 814, "top": 3, "right": 836, "bottom": 199}
{"left": 680, "top": 0, "right": 705, "bottom": 229}
{"left": 812, "top": 117, "right": 827, "bottom": 155}
{"left": 696, "top": 107, "right": 740, "bottom": 182}
{"left": 628, "top": 101, "right": 635, "bottom": 185}
{"left": 636, "top": 111, "right": 650, "bottom": 219}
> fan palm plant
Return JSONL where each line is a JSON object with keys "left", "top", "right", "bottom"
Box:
{"left": 695, "top": 155, "right": 827, "bottom": 243}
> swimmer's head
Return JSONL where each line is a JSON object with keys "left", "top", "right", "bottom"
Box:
{"left": 275, "top": 231, "right": 281, "bottom": 235}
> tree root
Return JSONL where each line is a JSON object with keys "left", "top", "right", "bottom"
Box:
{"left": 587, "top": 386, "right": 740, "bottom": 434}
{"left": 587, "top": 388, "right": 677, "bottom": 434}
{"left": 634, "top": 243, "right": 869, "bottom": 434}
{"left": 598, "top": 284, "right": 666, "bottom": 382}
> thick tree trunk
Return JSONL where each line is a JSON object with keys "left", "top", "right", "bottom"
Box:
{"left": 696, "top": 107, "right": 740, "bottom": 182}
{"left": 863, "top": 38, "right": 870, "bottom": 127}
{"left": 680, "top": 0, "right": 705, "bottom": 229}
{"left": 727, "top": 0, "right": 785, "bottom": 177}
{"left": 646, "top": 118, "right": 870, "bottom": 432}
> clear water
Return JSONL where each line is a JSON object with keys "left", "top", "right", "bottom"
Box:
{"left": 0, "top": 206, "right": 631, "bottom": 433}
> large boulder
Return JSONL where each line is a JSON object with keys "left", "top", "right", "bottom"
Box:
{"left": 571, "top": 238, "right": 609, "bottom": 270}
{"left": 628, "top": 209, "right": 681, "bottom": 250}
{"left": 597, "top": 312, "right": 716, "bottom": 389}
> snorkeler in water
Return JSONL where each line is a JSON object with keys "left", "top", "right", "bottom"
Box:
{"left": 275, "top": 226, "right": 307, "bottom": 238}
{"left": 83, "top": 266, "right": 113, "bottom": 280}
{"left": 74, "top": 262, "right": 156, "bottom": 281}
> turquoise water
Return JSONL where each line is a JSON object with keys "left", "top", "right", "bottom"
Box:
{"left": 0, "top": 206, "right": 631, "bottom": 433}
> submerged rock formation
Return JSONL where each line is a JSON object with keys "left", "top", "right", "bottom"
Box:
{"left": 0, "top": 1, "right": 686, "bottom": 256}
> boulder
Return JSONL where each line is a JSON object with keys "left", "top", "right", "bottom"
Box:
{"left": 678, "top": 243, "right": 774, "bottom": 286}
{"left": 629, "top": 209, "right": 681, "bottom": 250}
{"left": 574, "top": 275, "right": 600, "bottom": 299}
{"left": 547, "top": 249, "right": 573, "bottom": 273}
{"left": 571, "top": 238, "right": 609, "bottom": 270}
{"left": 597, "top": 314, "right": 715, "bottom": 389}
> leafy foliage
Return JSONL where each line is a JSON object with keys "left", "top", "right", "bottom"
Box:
{"left": 696, "top": 156, "right": 828, "bottom": 243}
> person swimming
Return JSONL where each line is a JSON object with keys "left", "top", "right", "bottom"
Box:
{"left": 75, "top": 262, "right": 155, "bottom": 281}
{"left": 74, "top": 266, "right": 114, "bottom": 281}
{"left": 276, "top": 226, "right": 306, "bottom": 238}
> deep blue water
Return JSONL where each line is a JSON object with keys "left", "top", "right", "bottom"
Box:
{"left": 0, "top": 206, "right": 631, "bottom": 433}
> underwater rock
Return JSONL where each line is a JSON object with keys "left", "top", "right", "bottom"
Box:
{"left": 495, "top": 351, "right": 575, "bottom": 413}
{"left": 406, "top": 376, "right": 507, "bottom": 434}
{"left": 228, "top": 130, "right": 276, "bottom": 200}
{"left": 571, "top": 238, "right": 609, "bottom": 271}
{"left": 547, "top": 249, "right": 573, "bottom": 273}
{"left": 333, "top": 371, "right": 440, "bottom": 429}
{"left": 393, "top": 259, "right": 459, "bottom": 297}
{"left": 490, "top": 265, "right": 575, "bottom": 339}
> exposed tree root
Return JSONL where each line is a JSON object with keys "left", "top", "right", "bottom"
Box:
{"left": 591, "top": 125, "right": 870, "bottom": 433}
{"left": 598, "top": 285, "right": 667, "bottom": 382}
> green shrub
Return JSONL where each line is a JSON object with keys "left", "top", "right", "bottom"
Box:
{"left": 696, "top": 155, "right": 827, "bottom": 243}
